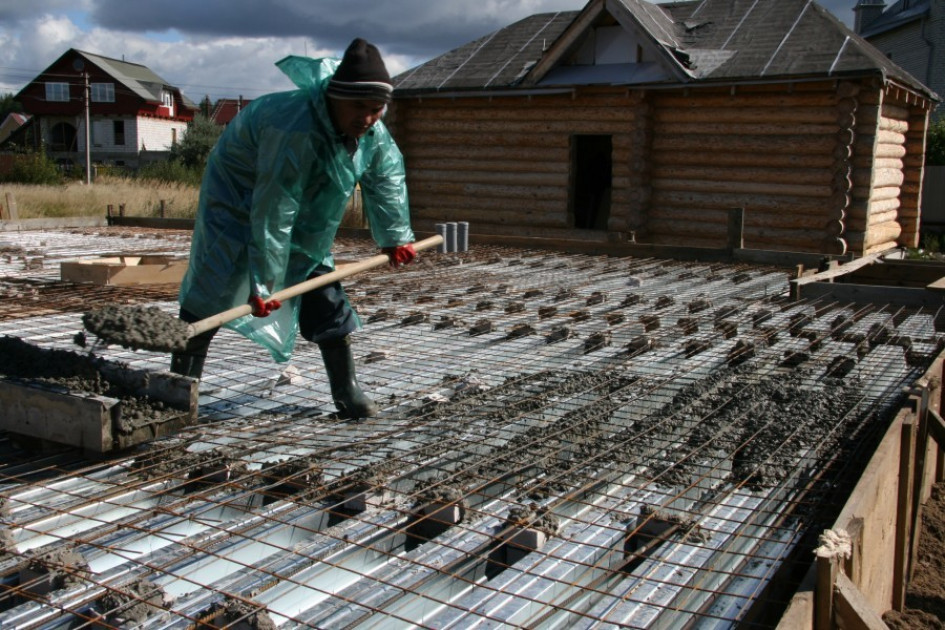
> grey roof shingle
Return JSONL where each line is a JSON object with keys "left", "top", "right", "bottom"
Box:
{"left": 393, "top": 0, "right": 938, "bottom": 100}
{"left": 75, "top": 49, "right": 198, "bottom": 109}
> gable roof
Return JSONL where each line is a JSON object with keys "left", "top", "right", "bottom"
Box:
{"left": 19, "top": 49, "right": 198, "bottom": 110}
{"left": 210, "top": 98, "right": 251, "bottom": 125}
{"left": 0, "top": 112, "right": 31, "bottom": 145}
{"left": 394, "top": 0, "right": 938, "bottom": 101}
{"left": 858, "top": 0, "right": 931, "bottom": 37}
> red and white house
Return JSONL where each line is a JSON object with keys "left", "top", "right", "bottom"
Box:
{"left": 13, "top": 48, "right": 198, "bottom": 169}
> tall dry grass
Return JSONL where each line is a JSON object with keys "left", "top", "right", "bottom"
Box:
{"left": 1, "top": 175, "right": 200, "bottom": 219}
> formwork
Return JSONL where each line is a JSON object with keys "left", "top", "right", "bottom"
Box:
{"left": 0, "top": 225, "right": 942, "bottom": 629}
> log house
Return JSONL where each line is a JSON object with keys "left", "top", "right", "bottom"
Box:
{"left": 389, "top": 0, "right": 940, "bottom": 256}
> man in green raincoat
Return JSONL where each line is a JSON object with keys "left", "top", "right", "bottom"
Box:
{"left": 171, "top": 38, "right": 416, "bottom": 419}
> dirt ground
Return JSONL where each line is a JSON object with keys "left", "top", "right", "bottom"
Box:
{"left": 884, "top": 480, "right": 945, "bottom": 629}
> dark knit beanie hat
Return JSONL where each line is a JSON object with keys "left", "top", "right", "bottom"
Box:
{"left": 326, "top": 38, "right": 393, "bottom": 103}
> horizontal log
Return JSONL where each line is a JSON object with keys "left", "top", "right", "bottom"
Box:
{"left": 855, "top": 105, "right": 881, "bottom": 126}
{"left": 879, "top": 117, "right": 910, "bottom": 133}
{"left": 406, "top": 157, "right": 569, "bottom": 174}
{"left": 652, "top": 177, "right": 832, "bottom": 199}
{"left": 866, "top": 220, "right": 903, "bottom": 248}
{"left": 869, "top": 186, "right": 902, "bottom": 202}
{"left": 852, "top": 156, "right": 903, "bottom": 171}
{"left": 868, "top": 197, "right": 902, "bottom": 215}
{"left": 649, "top": 150, "right": 834, "bottom": 169}
{"left": 652, "top": 133, "right": 836, "bottom": 155}
{"left": 410, "top": 203, "right": 569, "bottom": 228}
{"left": 404, "top": 118, "right": 635, "bottom": 136}
{"left": 399, "top": 92, "right": 637, "bottom": 111}
{"left": 407, "top": 104, "right": 639, "bottom": 123}
{"left": 653, "top": 106, "right": 838, "bottom": 125}
{"left": 881, "top": 102, "right": 911, "bottom": 120}
{"left": 876, "top": 129, "right": 907, "bottom": 146}
{"left": 653, "top": 121, "right": 838, "bottom": 136}
{"left": 873, "top": 143, "right": 908, "bottom": 159}
{"left": 648, "top": 220, "right": 836, "bottom": 249}
{"left": 402, "top": 130, "right": 568, "bottom": 149}
{"left": 653, "top": 91, "right": 839, "bottom": 109}
{"left": 650, "top": 164, "right": 830, "bottom": 186}
{"left": 647, "top": 206, "right": 833, "bottom": 230}
{"left": 408, "top": 180, "right": 566, "bottom": 201}
{"left": 846, "top": 210, "right": 897, "bottom": 232}
{"left": 650, "top": 189, "right": 833, "bottom": 213}
{"left": 407, "top": 169, "right": 568, "bottom": 188}
{"left": 851, "top": 167, "right": 905, "bottom": 189}
{"left": 405, "top": 144, "right": 570, "bottom": 162}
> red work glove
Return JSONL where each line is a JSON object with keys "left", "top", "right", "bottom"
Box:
{"left": 249, "top": 296, "right": 282, "bottom": 317}
{"left": 383, "top": 243, "right": 416, "bottom": 267}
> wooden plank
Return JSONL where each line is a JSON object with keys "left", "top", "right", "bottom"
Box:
{"left": 815, "top": 555, "right": 837, "bottom": 630}
{"left": 927, "top": 277, "right": 945, "bottom": 293}
{"left": 833, "top": 572, "right": 891, "bottom": 630}
{"left": 4, "top": 192, "right": 18, "bottom": 220}
{"left": 792, "top": 255, "right": 883, "bottom": 287}
{"left": 61, "top": 256, "right": 188, "bottom": 286}
{"left": 893, "top": 417, "right": 916, "bottom": 611}
{"left": 929, "top": 409, "right": 945, "bottom": 450}
{"left": 832, "top": 406, "right": 913, "bottom": 614}
{"left": 797, "top": 282, "right": 945, "bottom": 307}
{"left": 0, "top": 379, "right": 114, "bottom": 453}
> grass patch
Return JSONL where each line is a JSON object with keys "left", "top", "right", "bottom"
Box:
{"left": 1, "top": 175, "right": 200, "bottom": 219}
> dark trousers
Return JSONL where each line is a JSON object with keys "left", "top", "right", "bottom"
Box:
{"left": 174, "top": 267, "right": 359, "bottom": 367}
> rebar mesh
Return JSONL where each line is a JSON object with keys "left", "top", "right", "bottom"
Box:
{"left": 0, "top": 227, "right": 939, "bottom": 629}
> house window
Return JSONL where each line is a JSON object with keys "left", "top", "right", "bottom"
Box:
{"left": 45, "top": 82, "right": 70, "bottom": 102}
{"left": 113, "top": 120, "right": 125, "bottom": 146}
{"left": 91, "top": 83, "right": 115, "bottom": 102}
{"left": 162, "top": 90, "right": 174, "bottom": 108}
{"left": 50, "top": 122, "right": 77, "bottom": 151}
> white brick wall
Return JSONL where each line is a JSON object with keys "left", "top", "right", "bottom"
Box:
{"left": 76, "top": 116, "right": 188, "bottom": 153}
{"left": 137, "top": 117, "right": 188, "bottom": 151}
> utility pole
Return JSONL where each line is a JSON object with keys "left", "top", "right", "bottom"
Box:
{"left": 83, "top": 71, "right": 91, "bottom": 185}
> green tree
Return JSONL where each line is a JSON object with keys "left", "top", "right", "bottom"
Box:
{"left": 0, "top": 92, "right": 23, "bottom": 122}
{"left": 927, "top": 116, "right": 945, "bottom": 166}
{"left": 170, "top": 113, "right": 222, "bottom": 170}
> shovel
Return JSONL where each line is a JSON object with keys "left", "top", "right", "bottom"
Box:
{"left": 82, "top": 234, "right": 445, "bottom": 352}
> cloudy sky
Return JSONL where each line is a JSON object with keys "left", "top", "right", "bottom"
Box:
{"left": 0, "top": 0, "right": 858, "bottom": 104}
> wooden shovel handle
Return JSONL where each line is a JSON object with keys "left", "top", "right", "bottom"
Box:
{"left": 187, "top": 234, "right": 444, "bottom": 338}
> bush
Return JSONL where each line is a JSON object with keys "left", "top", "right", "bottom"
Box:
{"left": 928, "top": 117, "right": 945, "bottom": 166}
{"left": 136, "top": 160, "right": 204, "bottom": 187}
{"left": 1, "top": 151, "right": 62, "bottom": 185}
{"left": 170, "top": 114, "right": 222, "bottom": 170}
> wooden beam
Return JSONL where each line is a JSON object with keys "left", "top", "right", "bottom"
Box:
{"left": 815, "top": 554, "right": 837, "bottom": 630}
{"left": 833, "top": 572, "right": 891, "bottom": 630}
{"left": 797, "top": 282, "right": 945, "bottom": 307}
{"left": 893, "top": 417, "right": 916, "bottom": 611}
{"left": 791, "top": 254, "right": 884, "bottom": 287}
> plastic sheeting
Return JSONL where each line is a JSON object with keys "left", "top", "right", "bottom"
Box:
{"left": 179, "top": 56, "right": 414, "bottom": 362}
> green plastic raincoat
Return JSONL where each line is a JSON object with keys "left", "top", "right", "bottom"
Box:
{"left": 178, "top": 55, "right": 414, "bottom": 362}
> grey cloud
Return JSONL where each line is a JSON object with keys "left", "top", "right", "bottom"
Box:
{"left": 86, "top": 0, "right": 578, "bottom": 59}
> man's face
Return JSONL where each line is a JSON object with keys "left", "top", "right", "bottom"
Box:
{"left": 329, "top": 98, "right": 387, "bottom": 139}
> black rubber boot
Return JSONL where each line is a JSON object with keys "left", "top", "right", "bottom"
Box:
{"left": 170, "top": 352, "right": 206, "bottom": 379}
{"left": 318, "top": 336, "right": 378, "bottom": 418}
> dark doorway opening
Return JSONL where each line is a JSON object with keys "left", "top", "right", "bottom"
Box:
{"left": 572, "top": 134, "right": 612, "bottom": 230}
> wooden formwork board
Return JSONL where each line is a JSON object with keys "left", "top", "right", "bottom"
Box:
{"left": 776, "top": 353, "right": 944, "bottom": 629}
{"left": 0, "top": 363, "right": 198, "bottom": 454}
{"left": 61, "top": 255, "right": 188, "bottom": 286}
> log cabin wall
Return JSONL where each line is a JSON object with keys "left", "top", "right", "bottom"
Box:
{"left": 387, "top": 88, "right": 643, "bottom": 242}
{"left": 647, "top": 80, "right": 871, "bottom": 255}
{"left": 848, "top": 85, "right": 930, "bottom": 255}
{"left": 389, "top": 78, "right": 927, "bottom": 256}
